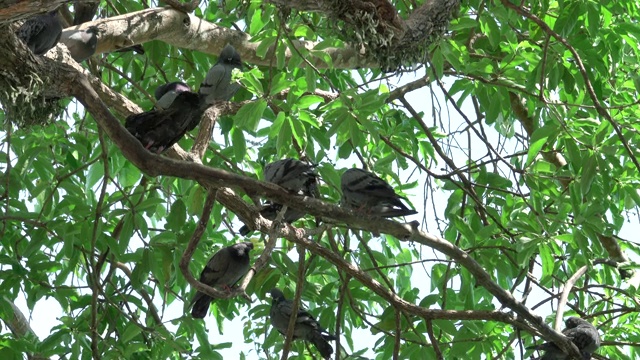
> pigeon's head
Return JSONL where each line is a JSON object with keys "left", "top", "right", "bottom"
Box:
{"left": 269, "top": 288, "right": 285, "bottom": 301}
{"left": 219, "top": 44, "right": 242, "bottom": 67}
{"left": 86, "top": 26, "right": 100, "bottom": 36}
{"left": 565, "top": 317, "right": 590, "bottom": 329}
{"left": 154, "top": 81, "right": 191, "bottom": 100}
{"left": 231, "top": 241, "right": 254, "bottom": 256}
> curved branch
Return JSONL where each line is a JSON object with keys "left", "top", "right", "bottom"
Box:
{"left": 554, "top": 265, "right": 588, "bottom": 331}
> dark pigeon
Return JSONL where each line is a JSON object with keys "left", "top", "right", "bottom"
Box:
{"left": 125, "top": 91, "right": 205, "bottom": 154}
{"left": 190, "top": 242, "right": 254, "bottom": 319}
{"left": 73, "top": 1, "right": 99, "bottom": 25}
{"left": 269, "top": 288, "right": 337, "bottom": 359}
{"left": 154, "top": 82, "right": 191, "bottom": 110}
{"left": 527, "top": 317, "right": 601, "bottom": 360}
{"left": 239, "top": 159, "right": 319, "bottom": 235}
{"left": 199, "top": 44, "right": 243, "bottom": 103}
{"left": 17, "top": 10, "right": 63, "bottom": 56}
{"left": 59, "top": 26, "right": 99, "bottom": 62}
{"left": 340, "top": 168, "right": 418, "bottom": 217}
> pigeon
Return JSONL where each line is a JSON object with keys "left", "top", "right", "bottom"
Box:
{"left": 340, "top": 168, "right": 418, "bottom": 217}
{"left": 154, "top": 82, "right": 191, "bottom": 110}
{"left": 199, "top": 44, "right": 243, "bottom": 103}
{"left": 59, "top": 27, "right": 99, "bottom": 63}
{"left": 125, "top": 91, "right": 206, "bottom": 154}
{"left": 73, "top": 1, "right": 99, "bottom": 25}
{"left": 268, "top": 288, "right": 337, "bottom": 359}
{"left": 527, "top": 317, "right": 601, "bottom": 360}
{"left": 190, "top": 242, "right": 254, "bottom": 319}
{"left": 16, "top": 10, "right": 63, "bottom": 56}
{"left": 238, "top": 159, "right": 319, "bottom": 235}
{"left": 264, "top": 159, "right": 319, "bottom": 196}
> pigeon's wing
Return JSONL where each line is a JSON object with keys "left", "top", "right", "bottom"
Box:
{"left": 30, "top": 13, "right": 62, "bottom": 55}
{"left": 199, "top": 247, "right": 232, "bottom": 286}
{"left": 190, "top": 247, "right": 231, "bottom": 319}
{"left": 264, "top": 159, "right": 318, "bottom": 194}
{"left": 199, "top": 63, "right": 231, "bottom": 100}
{"left": 125, "top": 92, "right": 203, "bottom": 153}
{"left": 341, "top": 169, "right": 417, "bottom": 216}
{"left": 564, "top": 325, "right": 601, "bottom": 354}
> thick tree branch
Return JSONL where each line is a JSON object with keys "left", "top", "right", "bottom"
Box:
{"left": 0, "top": 297, "right": 49, "bottom": 360}
{"left": 0, "top": 0, "right": 95, "bottom": 22}
{"left": 64, "top": 7, "right": 373, "bottom": 69}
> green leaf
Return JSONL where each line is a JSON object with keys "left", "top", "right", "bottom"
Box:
{"left": 234, "top": 99, "right": 267, "bottom": 131}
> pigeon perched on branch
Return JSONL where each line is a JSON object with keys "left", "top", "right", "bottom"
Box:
{"left": 527, "top": 317, "right": 601, "bottom": 360}
{"left": 154, "top": 82, "right": 191, "bottom": 110}
{"left": 125, "top": 91, "right": 205, "bottom": 154}
{"left": 59, "top": 27, "right": 99, "bottom": 62}
{"left": 268, "top": 288, "right": 337, "bottom": 359}
{"left": 17, "top": 10, "right": 63, "bottom": 56}
{"left": 238, "top": 159, "right": 319, "bottom": 235}
{"left": 190, "top": 242, "right": 254, "bottom": 319}
{"left": 199, "top": 44, "right": 243, "bottom": 103}
{"left": 340, "top": 168, "right": 417, "bottom": 217}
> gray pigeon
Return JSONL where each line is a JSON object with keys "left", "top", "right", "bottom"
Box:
{"left": 190, "top": 242, "right": 254, "bottom": 319}
{"left": 527, "top": 317, "right": 601, "bottom": 360}
{"left": 340, "top": 168, "right": 418, "bottom": 217}
{"left": 125, "top": 91, "right": 206, "bottom": 154}
{"left": 269, "top": 288, "right": 337, "bottom": 359}
{"left": 154, "top": 82, "right": 191, "bottom": 110}
{"left": 264, "top": 159, "right": 319, "bottom": 196}
{"left": 59, "top": 27, "right": 99, "bottom": 62}
{"left": 73, "top": 1, "right": 99, "bottom": 25}
{"left": 199, "top": 44, "right": 243, "bottom": 103}
{"left": 239, "top": 159, "right": 319, "bottom": 235}
{"left": 17, "top": 10, "right": 63, "bottom": 55}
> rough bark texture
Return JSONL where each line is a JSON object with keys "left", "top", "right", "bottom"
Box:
{"left": 0, "top": 0, "right": 94, "bottom": 22}
{"left": 64, "top": 8, "right": 372, "bottom": 69}
{"left": 267, "top": 0, "right": 461, "bottom": 70}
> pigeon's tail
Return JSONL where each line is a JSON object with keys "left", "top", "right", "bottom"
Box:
{"left": 378, "top": 208, "right": 419, "bottom": 217}
{"left": 190, "top": 292, "right": 213, "bottom": 319}
{"left": 308, "top": 331, "right": 335, "bottom": 359}
{"left": 115, "top": 44, "right": 145, "bottom": 55}
{"left": 238, "top": 225, "right": 251, "bottom": 236}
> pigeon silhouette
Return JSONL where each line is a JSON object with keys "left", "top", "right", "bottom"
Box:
{"left": 527, "top": 317, "right": 601, "bottom": 360}
{"left": 125, "top": 91, "right": 205, "bottom": 154}
{"left": 239, "top": 159, "right": 318, "bottom": 235}
{"left": 269, "top": 288, "right": 337, "bottom": 359}
{"left": 190, "top": 242, "right": 253, "bottom": 318}
{"left": 199, "top": 44, "right": 243, "bottom": 103}
{"left": 340, "top": 168, "right": 417, "bottom": 217}
{"left": 17, "top": 10, "right": 63, "bottom": 55}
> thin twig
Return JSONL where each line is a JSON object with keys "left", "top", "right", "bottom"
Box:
{"left": 282, "top": 245, "right": 306, "bottom": 360}
{"left": 554, "top": 265, "right": 588, "bottom": 330}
